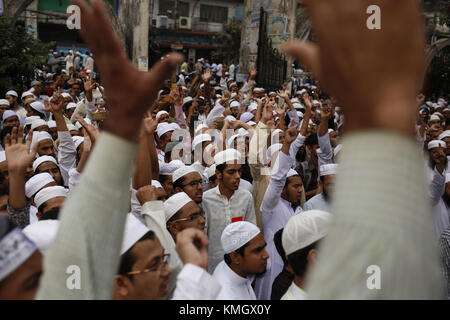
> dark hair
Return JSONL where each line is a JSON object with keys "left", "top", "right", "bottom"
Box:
{"left": 173, "top": 176, "right": 186, "bottom": 191}
{"left": 40, "top": 207, "right": 60, "bottom": 221}
{"left": 305, "top": 134, "right": 318, "bottom": 148}
{"left": 224, "top": 241, "right": 250, "bottom": 265}
{"left": 159, "top": 175, "right": 170, "bottom": 184}
{"left": 117, "top": 231, "right": 156, "bottom": 278}
{"left": 287, "top": 241, "right": 319, "bottom": 278}
{"left": 0, "top": 126, "right": 14, "bottom": 147}
{"left": 273, "top": 229, "right": 288, "bottom": 266}
{"left": 216, "top": 163, "right": 226, "bottom": 174}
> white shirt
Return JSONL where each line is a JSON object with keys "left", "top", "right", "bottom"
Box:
{"left": 303, "top": 192, "right": 329, "bottom": 212}
{"left": 254, "top": 151, "right": 303, "bottom": 300}
{"left": 202, "top": 185, "right": 256, "bottom": 273}
{"left": 429, "top": 167, "right": 450, "bottom": 238}
{"left": 281, "top": 282, "right": 307, "bottom": 300}
{"left": 212, "top": 261, "right": 256, "bottom": 300}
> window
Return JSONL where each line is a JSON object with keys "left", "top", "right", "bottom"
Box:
{"left": 200, "top": 4, "right": 228, "bottom": 23}
{"left": 158, "top": 1, "right": 189, "bottom": 17}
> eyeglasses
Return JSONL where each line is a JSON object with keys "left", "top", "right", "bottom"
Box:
{"left": 171, "top": 210, "right": 205, "bottom": 223}
{"left": 127, "top": 253, "right": 170, "bottom": 276}
{"left": 181, "top": 179, "right": 203, "bottom": 188}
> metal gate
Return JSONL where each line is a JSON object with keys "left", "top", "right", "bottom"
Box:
{"left": 256, "top": 7, "right": 287, "bottom": 91}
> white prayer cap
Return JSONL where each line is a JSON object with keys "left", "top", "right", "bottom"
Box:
{"left": 61, "top": 93, "right": 71, "bottom": 99}
{"left": 247, "top": 121, "right": 257, "bottom": 126}
{"left": 287, "top": 169, "right": 299, "bottom": 178}
{"left": 434, "top": 112, "right": 444, "bottom": 119}
{"left": 160, "top": 159, "right": 185, "bottom": 176}
{"left": 0, "top": 151, "right": 5, "bottom": 163}
{"left": 72, "top": 136, "right": 84, "bottom": 149}
{"left": 297, "top": 111, "right": 304, "bottom": 118}
{"left": 271, "top": 129, "right": 283, "bottom": 145}
{"left": 282, "top": 210, "right": 333, "bottom": 255}
{"left": 21, "top": 91, "right": 34, "bottom": 99}
{"left": 66, "top": 102, "right": 77, "bottom": 110}
{"left": 206, "top": 164, "right": 217, "bottom": 179}
{"left": 0, "top": 99, "right": 10, "bottom": 106}
{"left": 439, "top": 130, "right": 450, "bottom": 141}
{"left": 240, "top": 112, "right": 254, "bottom": 123}
{"left": 230, "top": 82, "right": 238, "bottom": 88}
{"left": 230, "top": 101, "right": 240, "bottom": 108}
{"left": 67, "top": 124, "right": 78, "bottom": 132}
{"left": 428, "top": 140, "right": 446, "bottom": 150}
{"left": 231, "top": 92, "right": 237, "bottom": 99}
{"left": 157, "top": 123, "right": 175, "bottom": 138}
{"left": 6, "top": 90, "right": 18, "bottom": 97}
{"left": 221, "top": 221, "right": 261, "bottom": 254}
{"left": 237, "top": 128, "right": 249, "bottom": 137}
{"left": 156, "top": 110, "right": 169, "bottom": 119}
{"left": 192, "top": 134, "right": 212, "bottom": 151}
{"left": 247, "top": 102, "right": 258, "bottom": 113}
{"left": 266, "top": 143, "right": 282, "bottom": 162}
{"left": 182, "top": 96, "right": 194, "bottom": 107}
{"left": 31, "top": 119, "right": 47, "bottom": 130}
{"left": 173, "top": 165, "right": 198, "bottom": 183}
{"left": 320, "top": 164, "right": 338, "bottom": 177}
{"left": 30, "top": 132, "right": 53, "bottom": 151}
{"left": 293, "top": 103, "right": 302, "bottom": 110}
{"left": 47, "top": 120, "right": 57, "bottom": 128}
{"left": 2, "top": 110, "right": 17, "bottom": 121}
{"left": 195, "top": 123, "right": 209, "bottom": 135}
{"left": 214, "top": 149, "right": 242, "bottom": 165}
{"left": 297, "top": 89, "right": 307, "bottom": 95}
{"left": 225, "top": 115, "right": 236, "bottom": 122}
{"left": 328, "top": 128, "right": 335, "bottom": 134}
{"left": 33, "top": 156, "right": 58, "bottom": 172}
{"left": 25, "top": 173, "right": 55, "bottom": 198}
{"left": 120, "top": 214, "right": 150, "bottom": 255}
{"left": 268, "top": 91, "right": 276, "bottom": 96}
{"left": 34, "top": 186, "right": 67, "bottom": 210}
{"left": 75, "top": 118, "right": 91, "bottom": 130}
{"left": 30, "top": 102, "right": 45, "bottom": 114}
{"left": 23, "top": 220, "right": 59, "bottom": 254}
{"left": 312, "top": 100, "right": 321, "bottom": 106}
{"left": 164, "top": 192, "right": 194, "bottom": 222}
{"left": 152, "top": 180, "right": 163, "bottom": 189}
{"left": 429, "top": 114, "right": 441, "bottom": 122}
{"left": 227, "top": 134, "right": 240, "bottom": 148}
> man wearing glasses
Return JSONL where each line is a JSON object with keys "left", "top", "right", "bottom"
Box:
{"left": 172, "top": 166, "right": 204, "bottom": 204}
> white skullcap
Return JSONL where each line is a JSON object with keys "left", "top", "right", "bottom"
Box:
{"left": 72, "top": 136, "right": 84, "bottom": 150}
{"left": 328, "top": 128, "right": 335, "bottom": 134}
{"left": 439, "top": 130, "right": 450, "bottom": 141}
{"left": 230, "top": 101, "right": 240, "bottom": 108}
{"left": 25, "top": 173, "right": 55, "bottom": 198}
{"left": 266, "top": 143, "right": 282, "bottom": 162}
{"left": 247, "top": 103, "right": 258, "bottom": 113}
{"left": 25, "top": 116, "right": 40, "bottom": 126}
{"left": 214, "top": 149, "right": 242, "bottom": 165}
{"left": 293, "top": 103, "right": 302, "bottom": 110}
{"left": 47, "top": 120, "right": 56, "bottom": 128}
{"left": 74, "top": 118, "right": 91, "bottom": 130}
{"left": 156, "top": 110, "right": 169, "bottom": 119}
{"left": 287, "top": 169, "right": 299, "bottom": 178}
{"left": 312, "top": 100, "right": 321, "bottom": 106}
{"left": 30, "top": 102, "right": 45, "bottom": 114}
{"left": 157, "top": 123, "right": 175, "bottom": 138}
{"left": 237, "top": 128, "right": 249, "bottom": 137}
{"left": 291, "top": 98, "right": 300, "bottom": 103}
{"left": 151, "top": 180, "right": 163, "bottom": 189}
{"left": 2, "top": 110, "right": 17, "bottom": 121}
{"left": 271, "top": 129, "right": 283, "bottom": 145}
{"left": 120, "top": 214, "right": 150, "bottom": 255}
{"left": 164, "top": 192, "right": 194, "bottom": 222}
{"left": 0, "top": 151, "right": 5, "bottom": 163}
{"left": 33, "top": 156, "right": 58, "bottom": 172}
{"left": 21, "top": 91, "right": 34, "bottom": 99}
{"left": 434, "top": 112, "right": 444, "bottom": 119}
{"left": 320, "top": 164, "right": 339, "bottom": 177}
{"left": 0, "top": 99, "right": 10, "bottom": 106}
{"left": 192, "top": 134, "right": 212, "bottom": 151}
{"left": 282, "top": 210, "right": 333, "bottom": 255}
{"left": 429, "top": 114, "right": 441, "bottom": 122}
{"left": 173, "top": 165, "right": 198, "bottom": 183}
{"left": 230, "top": 93, "right": 237, "bottom": 99}
{"left": 225, "top": 115, "right": 236, "bottom": 122}
{"left": 66, "top": 102, "right": 77, "bottom": 110}
{"left": 6, "top": 90, "right": 18, "bottom": 98}
{"left": 247, "top": 121, "right": 257, "bottom": 126}
{"left": 221, "top": 221, "right": 260, "bottom": 254}
{"left": 206, "top": 164, "right": 217, "bottom": 179}
{"left": 61, "top": 93, "right": 71, "bottom": 99}
{"left": 31, "top": 119, "right": 47, "bottom": 130}
{"left": 195, "top": 123, "right": 208, "bottom": 135}
{"left": 297, "top": 111, "right": 304, "bottom": 118}
{"left": 240, "top": 112, "right": 254, "bottom": 123}
{"left": 23, "top": 220, "right": 59, "bottom": 254}
{"left": 428, "top": 140, "right": 446, "bottom": 150}
{"left": 34, "top": 186, "right": 67, "bottom": 210}
{"left": 159, "top": 160, "right": 185, "bottom": 176}
{"left": 182, "top": 96, "right": 194, "bottom": 107}
{"left": 67, "top": 124, "right": 78, "bottom": 132}
{"left": 31, "top": 132, "right": 53, "bottom": 151}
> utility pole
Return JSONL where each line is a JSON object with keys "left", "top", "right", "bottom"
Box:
{"left": 173, "top": 0, "right": 178, "bottom": 31}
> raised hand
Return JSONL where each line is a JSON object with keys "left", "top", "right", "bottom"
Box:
{"left": 321, "top": 105, "right": 332, "bottom": 120}
{"left": 142, "top": 114, "right": 158, "bottom": 135}
{"left": 277, "top": 90, "right": 289, "bottom": 101}
{"left": 202, "top": 69, "right": 213, "bottom": 83}
{"left": 285, "top": 126, "right": 299, "bottom": 145}
{"left": 48, "top": 94, "right": 65, "bottom": 114}
{"left": 170, "top": 87, "right": 182, "bottom": 106}
{"left": 249, "top": 66, "right": 258, "bottom": 80}
{"left": 175, "top": 228, "right": 209, "bottom": 269}
{"left": 5, "top": 126, "right": 37, "bottom": 174}
{"left": 71, "top": 0, "right": 183, "bottom": 141}
{"left": 75, "top": 114, "right": 100, "bottom": 146}
{"left": 136, "top": 185, "right": 158, "bottom": 205}
{"left": 304, "top": 93, "right": 313, "bottom": 111}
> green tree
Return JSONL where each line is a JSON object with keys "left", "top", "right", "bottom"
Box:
{"left": 0, "top": 16, "right": 53, "bottom": 95}
{"left": 211, "top": 19, "right": 242, "bottom": 63}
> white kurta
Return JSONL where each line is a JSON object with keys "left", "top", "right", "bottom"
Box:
{"left": 281, "top": 282, "right": 307, "bottom": 300}
{"left": 202, "top": 186, "right": 256, "bottom": 273}
{"left": 429, "top": 167, "right": 450, "bottom": 238}
{"left": 212, "top": 261, "right": 256, "bottom": 300}
{"left": 254, "top": 151, "right": 303, "bottom": 300}
{"left": 303, "top": 192, "right": 329, "bottom": 212}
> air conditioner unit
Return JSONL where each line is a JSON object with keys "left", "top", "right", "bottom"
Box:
{"left": 179, "top": 16, "right": 192, "bottom": 30}
{"left": 157, "top": 15, "right": 169, "bottom": 29}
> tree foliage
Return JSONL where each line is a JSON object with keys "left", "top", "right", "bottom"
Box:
{"left": 211, "top": 19, "right": 242, "bottom": 63}
{"left": 0, "top": 16, "right": 54, "bottom": 95}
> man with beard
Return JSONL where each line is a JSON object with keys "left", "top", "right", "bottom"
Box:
{"left": 428, "top": 140, "right": 450, "bottom": 238}
{"left": 303, "top": 163, "right": 338, "bottom": 212}
{"left": 213, "top": 221, "right": 269, "bottom": 300}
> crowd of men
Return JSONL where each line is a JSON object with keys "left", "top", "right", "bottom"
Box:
{"left": 0, "top": 0, "right": 448, "bottom": 300}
